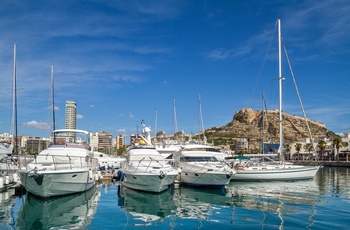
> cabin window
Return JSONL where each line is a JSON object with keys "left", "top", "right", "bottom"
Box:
{"left": 180, "top": 156, "right": 218, "bottom": 162}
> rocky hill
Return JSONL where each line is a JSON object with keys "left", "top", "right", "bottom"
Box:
{"left": 203, "top": 108, "right": 337, "bottom": 145}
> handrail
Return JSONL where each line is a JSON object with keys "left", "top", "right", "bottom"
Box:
{"left": 18, "top": 155, "right": 99, "bottom": 171}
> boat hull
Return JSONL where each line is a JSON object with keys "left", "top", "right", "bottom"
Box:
{"left": 121, "top": 172, "right": 177, "bottom": 193}
{"left": 178, "top": 171, "right": 232, "bottom": 188}
{"left": 231, "top": 166, "right": 320, "bottom": 181}
{"left": 18, "top": 169, "right": 96, "bottom": 197}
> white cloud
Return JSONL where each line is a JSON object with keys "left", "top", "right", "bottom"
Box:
{"left": 46, "top": 105, "right": 60, "bottom": 110}
{"left": 134, "top": 46, "right": 171, "bottom": 55}
{"left": 24, "top": 121, "right": 50, "bottom": 129}
{"left": 77, "top": 114, "right": 84, "bottom": 119}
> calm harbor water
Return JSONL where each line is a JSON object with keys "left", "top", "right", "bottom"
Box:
{"left": 1, "top": 166, "right": 349, "bottom": 229}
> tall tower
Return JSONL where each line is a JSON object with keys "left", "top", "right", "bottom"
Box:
{"left": 65, "top": 100, "right": 77, "bottom": 138}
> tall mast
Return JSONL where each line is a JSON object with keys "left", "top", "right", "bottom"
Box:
{"left": 173, "top": 97, "right": 178, "bottom": 134}
{"left": 154, "top": 107, "right": 158, "bottom": 136}
{"left": 261, "top": 91, "right": 265, "bottom": 154}
{"left": 11, "top": 41, "right": 18, "bottom": 154}
{"left": 50, "top": 63, "right": 56, "bottom": 142}
{"left": 277, "top": 19, "right": 284, "bottom": 154}
{"left": 198, "top": 93, "right": 205, "bottom": 143}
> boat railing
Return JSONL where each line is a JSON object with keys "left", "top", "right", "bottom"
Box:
{"left": 183, "top": 159, "right": 226, "bottom": 173}
{"left": 129, "top": 156, "right": 164, "bottom": 173}
{"left": 18, "top": 154, "right": 99, "bottom": 171}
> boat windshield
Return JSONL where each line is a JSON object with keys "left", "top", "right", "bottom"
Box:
{"left": 182, "top": 147, "right": 221, "bottom": 152}
{"left": 180, "top": 156, "right": 218, "bottom": 162}
{"left": 129, "top": 155, "right": 165, "bottom": 163}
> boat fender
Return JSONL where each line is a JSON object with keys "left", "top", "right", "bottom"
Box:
{"left": 0, "top": 178, "right": 3, "bottom": 189}
{"left": 13, "top": 173, "right": 20, "bottom": 182}
{"left": 117, "top": 170, "right": 125, "bottom": 181}
{"left": 177, "top": 168, "right": 182, "bottom": 174}
{"left": 160, "top": 171, "right": 165, "bottom": 178}
{"left": 229, "top": 169, "right": 235, "bottom": 176}
{"left": 89, "top": 170, "right": 93, "bottom": 180}
{"left": 4, "top": 176, "right": 10, "bottom": 185}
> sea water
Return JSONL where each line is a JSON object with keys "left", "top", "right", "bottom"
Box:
{"left": 1, "top": 166, "right": 349, "bottom": 229}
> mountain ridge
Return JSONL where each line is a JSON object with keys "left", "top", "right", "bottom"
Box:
{"left": 203, "top": 108, "right": 337, "bottom": 146}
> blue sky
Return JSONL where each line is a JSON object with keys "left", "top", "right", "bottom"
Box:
{"left": 0, "top": 0, "right": 349, "bottom": 140}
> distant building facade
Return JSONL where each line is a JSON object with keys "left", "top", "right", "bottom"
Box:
{"left": 26, "top": 137, "right": 50, "bottom": 154}
{"left": 116, "top": 135, "right": 124, "bottom": 149}
{"left": 90, "top": 131, "right": 113, "bottom": 154}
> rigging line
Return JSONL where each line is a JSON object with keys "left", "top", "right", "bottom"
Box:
{"left": 262, "top": 91, "right": 273, "bottom": 142}
{"left": 282, "top": 40, "right": 315, "bottom": 149}
{"left": 249, "top": 23, "right": 277, "bottom": 104}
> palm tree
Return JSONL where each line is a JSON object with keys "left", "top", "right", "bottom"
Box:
{"left": 295, "top": 143, "right": 302, "bottom": 160}
{"left": 318, "top": 140, "right": 327, "bottom": 161}
{"left": 285, "top": 144, "right": 291, "bottom": 160}
{"left": 332, "top": 137, "right": 343, "bottom": 161}
{"left": 305, "top": 143, "right": 313, "bottom": 161}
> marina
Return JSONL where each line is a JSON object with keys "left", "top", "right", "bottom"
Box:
{"left": 1, "top": 166, "right": 350, "bottom": 229}
{"left": 1, "top": 2, "right": 349, "bottom": 230}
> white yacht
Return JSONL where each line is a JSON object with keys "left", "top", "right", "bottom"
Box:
{"left": 118, "top": 121, "right": 179, "bottom": 193}
{"left": 173, "top": 143, "right": 235, "bottom": 188}
{"left": 17, "top": 129, "right": 100, "bottom": 198}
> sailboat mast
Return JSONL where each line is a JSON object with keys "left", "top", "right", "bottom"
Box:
{"left": 198, "top": 93, "right": 206, "bottom": 143}
{"left": 173, "top": 97, "right": 178, "bottom": 134}
{"left": 11, "top": 41, "right": 18, "bottom": 155}
{"left": 50, "top": 63, "right": 56, "bottom": 143}
{"left": 278, "top": 19, "right": 283, "bottom": 154}
{"left": 262, "top": 91, "right": 265, "bottom": 154}
{"left": 154, "top": 107, "right": 158, "bottom": 136}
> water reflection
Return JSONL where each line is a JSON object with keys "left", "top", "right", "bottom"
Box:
{"left": 315, "top": 167, "right": 350, "bottom": 198}
{"left": 117, "top": 178, "right": 325, "bottom": 229}
{"left": 117, "top": 186, "right": 176, "bottom": 225}
{"left": 173, "top": 186, "right": 230, "bottom": 220}
{"left": 117, "top": 185, "right": 232, "bottom": 226}
{"left": 228, "top": 179, "right": 322, "bottom": 228}
{"left": 0, "top": 188, "right": 18, "bottom": 228}
{"left": 16, "top": 186, "right": 100, "bottom": 229}
{"left": 2, "top": 167, "right": 350, "bottom": 229}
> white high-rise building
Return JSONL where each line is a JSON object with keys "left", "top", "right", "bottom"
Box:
{"left": 65, "top": 100, "right": 77, "bottom": 138}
